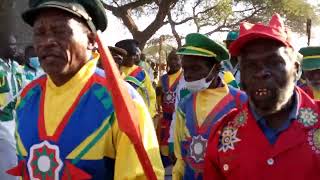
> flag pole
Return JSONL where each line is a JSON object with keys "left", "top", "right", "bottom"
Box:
{"left": 95, "top": 31, "right": 157, "bottom": 180}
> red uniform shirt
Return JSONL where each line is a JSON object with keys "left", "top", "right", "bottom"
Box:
{"left": 204, "top": 87, "right": 320, "bottom": 180}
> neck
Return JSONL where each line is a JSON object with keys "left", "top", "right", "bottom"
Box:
{"left": 49, "top": 61, "right": 87, "bottom": 87}
{"left": 261, "top": 95, "right": 295, "bottom": 130}
{"left": 208, "top": 75, "right": 222, "bottom": 89}
{"left": 168, "top": 68, "right": 180, "bottom": 75}
{"left": 49, "top": 72, "right": 78, "bottom": 87}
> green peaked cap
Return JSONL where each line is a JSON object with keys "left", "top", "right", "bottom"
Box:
{"left": 22, "top": 0, "right": 107, "bottom": 32}
{"left": 177, "top": 33, "right": 230, "bottom": 62}
{"left": 299, "top": 46, "right": 320, "bottom": 71}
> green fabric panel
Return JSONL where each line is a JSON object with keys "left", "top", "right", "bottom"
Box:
{"left": 94, "top": 87, "right": 106, "bottom": 99}
{"left": 125, "top": 76, "right": 143, "bottom": 87}
{"left": 227, "top": 80, "right": 240, "bottom": 89}
{"left": 71, "top": 114, "right": 115, "bottom": 164}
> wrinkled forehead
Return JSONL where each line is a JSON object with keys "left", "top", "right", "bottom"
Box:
{"left": 239, "top": 47, "right": 289, "bottom": 61}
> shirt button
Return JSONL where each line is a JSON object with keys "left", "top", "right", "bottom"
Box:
{"left": 267, "top": 158, "right": 274, "bottom": 166}
{"left": 223, "top": 164, "right": 229, "bottom": 171}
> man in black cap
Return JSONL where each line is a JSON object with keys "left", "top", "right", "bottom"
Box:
{"left": 116, "top": 39, "right": 157, "bottom": 119}
{"left": 6, "top": 0, "right": 163, "bottom": 179}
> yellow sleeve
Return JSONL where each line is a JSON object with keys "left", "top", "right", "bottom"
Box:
{"left": 113, "top": 97, "right": 164, "bottom": 180}
{"left": 143, "top": 72, "right": 157, "bottom": 118}
{"left": 173, "top": 108, "right": 185, "bottom": 180}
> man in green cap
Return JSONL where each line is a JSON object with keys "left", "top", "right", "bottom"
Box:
{"left": 299, "top": 46, "right": 320, "bottom": 100}
{"left": 6, "top": 0, "right": 164, "bottom": 179}
{"left": 172, "top": 33, "right": 247, "bottom": 179}
{"left": 222, "top": 31, "right": 241, "bottom": 86}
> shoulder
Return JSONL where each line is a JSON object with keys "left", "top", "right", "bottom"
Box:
{"left": 227, "top": 85, "right": 248, "bottom": 102}
{"left": 20, "top": 75, "right": 47, "bottom": 98}
{"left": 207, "top": 108, "right": 242, "bottom": 149}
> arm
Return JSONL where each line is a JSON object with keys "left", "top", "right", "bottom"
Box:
{"left": 172, "top": 108, "right": 185, "bottom": 180}
{"left": 144, "top": 72, "right": 157, "bottom": 118}
{"left": 113, "top": 94, "right": 164, "bottom": 180}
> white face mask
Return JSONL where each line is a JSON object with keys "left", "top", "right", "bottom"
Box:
{"left": 184, "top": 64, "right": 218, "bottom": 92}
{"left": 184, "top": 77, "right": 213, "bottom": 92}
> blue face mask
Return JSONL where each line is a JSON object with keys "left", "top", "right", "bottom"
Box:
{"left": 29, "top": 57, "right": 40, "bottom": 68}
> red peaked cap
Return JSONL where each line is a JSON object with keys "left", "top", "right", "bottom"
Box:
{"left": 229, "top": 13, "right": 293, "bottom": 56}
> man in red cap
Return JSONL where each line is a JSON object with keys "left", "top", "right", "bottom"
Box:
{"left": 204, "top": 14, "right": 320, "bottom": 179}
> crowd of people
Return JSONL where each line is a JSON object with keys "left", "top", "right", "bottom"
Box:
{"left": 1, "top": 0, "right": 320, "bottom": 180}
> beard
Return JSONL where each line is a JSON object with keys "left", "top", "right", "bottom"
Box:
{"left": 243, "top": 80, "right": 295, "bottom": 116}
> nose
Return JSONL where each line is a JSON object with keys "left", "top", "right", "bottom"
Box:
{"left": 255, "top": 68, "right": 271, "bottom": 80}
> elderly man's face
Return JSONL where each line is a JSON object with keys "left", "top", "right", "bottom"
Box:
{"left": 239, "top": 39, "right": 299, "bottom": 115}
{"left": 167, "top": 52, "right": 181, "bottom": 73}
{"left": 305, "top": 69, "right": 320, "bottom": 90}
{"left": 33, "top": 9, "right": 92, "bottom": 79}
{"left": 182, "top": 55, "right": 215, "bottom": 82}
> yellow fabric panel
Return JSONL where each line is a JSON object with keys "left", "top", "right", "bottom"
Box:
{"left": 121, "top": 65, "right": 157, "bottom": 118}
{"left": 173, "top": 108, "right": 188, "bottom": 180}
{"left": 120, "top": 65, "right": 136, "bottom": 76}
{"left": 44, "top": 54, "right": 99, "bottom": 136}
{"left": 15, "top": 131, "right": 27, "bottom": 156}
{"left": 0, "top": 93, "right": 8, "bottom": 107}
{"left": 313, "top": 88, "right": 320, "bottom": 100}
{"left": 114, "top": 97, "right": 164, "bottom": 180}
{"left": 195, "top": 85, "right": 229, "bottom": 126}
{"left": 66, "top": 115, "right": 115, "bottom": 160}
{"left": 222, "top": 71, "right": 236, "bottom": 84}
{"left": 143, "top": 72, "right": 157, "bottom": 118}
{"left": 168, "top": 69, "right": 182, "bottom": 87}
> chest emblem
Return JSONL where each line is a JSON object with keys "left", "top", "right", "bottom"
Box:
{"left": 190, "top": 135, "right": 208, "bottom": 163}
{"left": 218, "top": 127, "right": 241, "bottom": 153}
{"left": 298, "top": 108, "right": 318, "bottom": 127}
{"left": 164, "top": 91, "right": 175, "bottom": 104}
{"left": 27, "top": 141, "right": 63, "bottom": 180}
{"left": 231, "top": 111, "right": 248, "bottom": 128}
{"left": 308, "top": 129, "right": 320, "bottom": 154}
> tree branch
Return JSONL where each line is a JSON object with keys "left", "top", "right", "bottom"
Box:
{"left": 167, "top": 11, "right": 182, "bottom": 48}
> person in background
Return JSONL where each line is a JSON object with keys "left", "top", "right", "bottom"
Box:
{"left": 222, "top": 31, "right": 241, "bottom": 87}
{"left": 157, "top": 49, "right": 182, "bottom": 173}
{"left": 24, "top": 45, "right": 44, "bottom": 83}
{"left": 299, "top": 46, "right": 320, "bottom": 100}
{"left": 204, "top": 14, "right": 320, "bottom": 180}
{"left": 116, "top": 39, "right": 157, "bottom": 119}
{"left": 0, "top": 33, "right": 23, "bottom": 180}
{"left": 7, "top": 0, "right": 164, "bottom": 179}
{"left": 139, "top": 53, "right": 155, "bottom": 82}
{"left": 173, "top": 33, "right": 247, "bottom": 180}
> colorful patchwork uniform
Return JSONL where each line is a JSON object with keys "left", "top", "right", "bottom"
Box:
{"left": 9, "top": 54, "right": 164, "bottom": 180}
{"left": 204, "top": 13, "right": 320, "bottom": 180}
{"left": 299, "top": 46, "right": 320, "bottom": 100}
{"left": 172, "top": 33, "right": 247, "bottom": 180}
{"left": 0, "top": 59, "right": 25, "bottom": 180}
{"left": 204, "top": 87, "right": 320, "bottom": 180}
{"left": 157, "top": 69, "right": 182, "bottom": 164}
{"left": 121, "top": 65, "right": 157, "bottom": 118}
{"left": 173, "top": 84, "right": 246, "bottom": 180}
{"left": 24, "top": 66, "right": 44, "bottom": 84}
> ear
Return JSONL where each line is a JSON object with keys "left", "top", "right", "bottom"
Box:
{"left": 294, "top": 60, "right": 301, "bottom": 81}
{"left": 87, "top": 31, "right": 96, "bottom": 50}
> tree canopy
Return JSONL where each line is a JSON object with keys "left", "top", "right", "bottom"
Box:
{"left": 102, "top": 0, "right": 319, "bottom": 49}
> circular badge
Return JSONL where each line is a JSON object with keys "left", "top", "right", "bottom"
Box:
{"left": 27, "top": 141, "right": 63, "bottom": 180}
